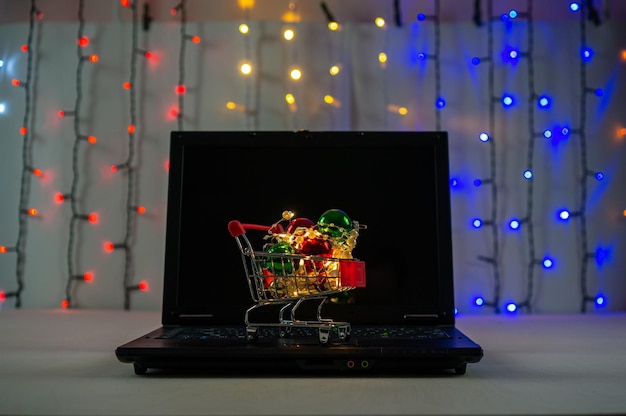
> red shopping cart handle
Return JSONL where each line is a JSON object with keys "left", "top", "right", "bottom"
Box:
{"left": 228, "top": 220, "right": 284, "bottom": 237}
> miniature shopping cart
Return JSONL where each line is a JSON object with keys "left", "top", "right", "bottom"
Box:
{"left": 228, "top": 220, "right": 366, "bottom": 344}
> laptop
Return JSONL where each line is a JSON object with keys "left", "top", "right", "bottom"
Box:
{"left": 115, "top": 130, "right": 483, "bottom": 376}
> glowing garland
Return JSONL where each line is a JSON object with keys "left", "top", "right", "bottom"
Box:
{"left": 0, "top": 1, "right": 43, "bottom": 307}
{"left": 416, "top": 0, "right": 443, "bottom": 130}
{"left": 471, "top": 0, "right": 502, "bottom": 313}
{"left": 61, "top": 0, "right": 97, "bottom": 308}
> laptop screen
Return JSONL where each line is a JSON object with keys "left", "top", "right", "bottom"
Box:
{"left": 162, "top": 131, "right": 455, "bottom": 326}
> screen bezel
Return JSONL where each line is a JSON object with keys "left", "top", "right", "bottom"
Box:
{"left": 162, "top": 131, "right": 455, "bottom": 326}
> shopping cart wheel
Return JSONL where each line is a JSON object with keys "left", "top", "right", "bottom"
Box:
{"left": 246, "top": 327, "right": 258, "bottom": 343}
{"left": 318, "top": 327, "right": 331, "bottom": 344}
{"left": 279, "top": 326, "right": 292, "bottom": 339}
{"left": 337, "top": 325, "right": 350, "bottom": 341}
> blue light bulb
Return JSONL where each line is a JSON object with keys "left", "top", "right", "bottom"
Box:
{"left": 472, "top": 219, "right": 483, "bottom": 229}
{"left": 538, "top": 95, "right": 551, "bottom": 109}
{"left": 509, "top": 10, "right": 518, "bottom": 19}
{"left": 417, "top": 13, "right": 426, "bottom": 21}
{"left": 595, "top": 294, "right": 606, "bottom": 307}
{"left": 475, "top": 297, "right": 484, "bottom": 307}
{"left": 471, "top": 57, "right": 480, "bottom": 65}
{"left": 473, "top": 179, "right": 482, "bottom": 187}
{"left": 582, "top": 47, "right": 594, "bottom": 62}
{"left": 450, "top": 177, "right": 460, "bottom": 188}
{"left": 542, "top": 257, "right": 554, "bottom": 269}
{"left": 479, "top": 132, "right": 490, "bottom": 142}
{"left": 417, "top": 52, "right": 426, "bottom": 60}
{"left": 570, "top": 2, "right": 580, "bottom": 12}
{"left": 509, "top": 219, "right": 520, "bottom": 230}
{"left": 0, "top": 59, "right": 5, "bottom": 68}
{"left": 558, "top": 209, "right": 570, "bottom": 221}
{"left": 502, "top": 95, "right": 514, "bottom": 107}
{"left": 595, "top": 172, "right": 604, "bottom": 181}
{"left": 436, "top": 97, "right": 446, "bottom": 109}
{"left": 543, "top": 129, "right": 552, "bottom": 139}
{"left": 595, "top": 88, "right": 603, "bottom": 97}
{"left": 506, "top": 303, "right": 517, "bottom": 313}
{"left": 523, "top": 170, "right": 533, "bottom": 180}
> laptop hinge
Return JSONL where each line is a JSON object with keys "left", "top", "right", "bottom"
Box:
{"left": 178, "top": 314, "right": 215, "bottom": 319}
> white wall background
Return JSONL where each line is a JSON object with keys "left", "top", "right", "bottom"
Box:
{"left": 0, "top": 0, "right": 625, "bottom": 313}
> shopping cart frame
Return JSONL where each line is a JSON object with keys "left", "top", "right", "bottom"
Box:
{"left": 228, "top": 220, "right": 362, "bottom": 344}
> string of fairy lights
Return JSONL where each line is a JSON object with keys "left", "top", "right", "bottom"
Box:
{"left": 0, "top": 1, "right": 622, "bottom": 311}
{"left": 104, "top": 0, "right": 150, "bottom": 310}
{"left": 0, "top": 1, "right": 42, "bottom": 308}
{"left": 59, "top": 0, "right": 100, "bottom": 308}
{"left": 416, "top": 0, "right": 443, "bottom": 131}
{"left": 470, "top": 0, "right": 503, "bottom": 313}
{"left": 575, "top": 1, "right": 604, "bottom": 312}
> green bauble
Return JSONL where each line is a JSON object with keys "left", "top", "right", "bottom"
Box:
{"left": 317, "top": 209, "right": 353, "bottom": 239}
{"left": 265, "top": 242, "right": 294, "bottom": 275}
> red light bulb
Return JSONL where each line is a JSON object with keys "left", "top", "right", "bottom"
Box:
{"left": 54, "top": 193, "right": 65, "bottom": 204}
{"left": 19, "top": 127, "right": 28, "bottom": 135}
{"left": 58, "top": 110, "right": 65, "bottom": 118}
{"left": 87, "top": 135, "right": 97, "bottom": 144}
{"left": 136, "top": 206, "right": 146, "bottom": 214}
{"left": 110, "top": 165, "right": 118, "bottom": 173}
{"left": 61, "top": 299, "right": 69, "bottom": 309}
{"left": 128, "top": 124, "right": 136, "bottom": 133}
{"left": 21, "top": 45, "right": 28, "bottom": 52}
{"left": 144, "top": 51, "right": 153, "bottom": 59}
{"left": 120, "top": 0, "right": 130, "bottom": 7}
{"left": 165, "top": 160, "right": 170, "bottom": 171}
{"left": 32, "top": 168, "right": 43, "bottom": 177}
{"left": 138, "top": 281, "right": 149, "bottom": 291}
{"left": 175, "top": 85, "right": 186, "bottom": 95}
{"left": 191, "top": 36, "right": 200, "bottom": 44}
{"left": 78, "top": 36, "right": 89, "bottom": 47}
{"left": 0, "top": 291, "right": 6, "bottom": 301}
{"left": 122, "top": 82, "right": 131, "bottom": 90}
{"left": 83, "top": 272, "right": 94, "bottom": 282}
{"left": 88, "top": 213, "right": 99, "bottom": 224}
{"left": 27, "top": 208, "right": 38, "bottom": 216}
{"left": 88, "top": 54, "right": 99, "bottom": 63}
{"left": 170, "top": 8, "right": 177, "bottom": 15}
{"left": 11, "top": 79, "right": 21, "bottom": 87}
{"left": 0, "top": 246, "right": 7, "bottom": 253}
{"left": 104, "top": 241, "right": 115, "bottom": 253}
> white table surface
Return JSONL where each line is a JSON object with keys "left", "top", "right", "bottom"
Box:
{"left": 1, "top": 308, "right": 625, "bottom": 415}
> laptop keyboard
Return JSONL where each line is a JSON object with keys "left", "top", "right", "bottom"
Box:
{"left": 157, "top": 326, "right": 451, "bottom": 341}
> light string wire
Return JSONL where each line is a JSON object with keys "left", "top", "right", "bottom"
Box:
{"left": 176, "top": 0, "right": 187, "bottom": 131}
{"left": 473, "top": 0, "right": 501, "bottom": 313}
{"left": 287, "top": 0, "right": 299, "bottom": 129}
{"left": 577, "top": 2, "right": 600, "bottom": 312}
{"left": 3, "top": 1, "right": 41, "bottom": 307}
{"left": 243, "top": 5, "right": 253, "bottom": 130}
{"left": 515, "top": 0, "right": 538, "bottom": 313}
{"left": 381, "top": 1, "right": 391, "bottom": 130}
{"left": 64, "top": 0, "right": 95, "bottom": 307}
{"left": 118, "top": 0, "right": 142, "bottom": 310}
{"left": 416, "top": 0, "right": 442, "bottom": 130}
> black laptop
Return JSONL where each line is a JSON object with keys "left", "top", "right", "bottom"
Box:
{"left": 115, "top": 130, "right": 483, "bottom": 376}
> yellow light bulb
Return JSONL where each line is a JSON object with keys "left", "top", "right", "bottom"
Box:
{"left": 324, "top": 95, "right": 334, "bottom": 104}
{"left": 240, "top": 62, "right": 252, "bottom": 75}
{"left": 239, "top": 23, "right": 249, "bottom": 34}
{"left": 329, "top": 65, "right": 340, "bottom": 76}
{"left": 378, "top": 52, "right": 387, "bottom": 63}
{"left": 226, "top": 101, "right": 236, "bottom": 110}
{"left": 328, "top": 22, "right": 339, "bottom": 31}
{"left": 290, "top": 68, "right": 302, "bottom": 80}
{"left": 283, "top": 28, "right": 295, "bottom": 41}
{"left": 375, "top": 17, "right": 385, "bottom": 28}
{"left": 285, "top": 94, "right": 295, "bottom": 104}
{"left": 398, "top": 107, "right": 408, "bottom": 115}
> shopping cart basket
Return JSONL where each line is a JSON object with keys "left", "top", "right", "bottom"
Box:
{"left": 228, "top": 220, "right": 366, "bottom": 344}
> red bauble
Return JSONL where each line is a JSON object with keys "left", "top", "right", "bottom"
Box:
{"left": 286, "top": 217, "right": 315, "bottom": 234}
{"left": 300, "top": 238, "right": 332, "bottom": 255}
